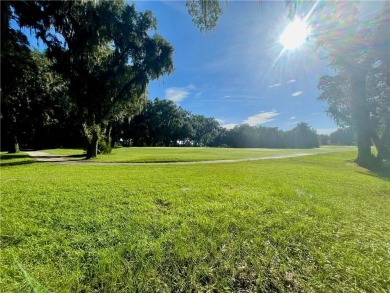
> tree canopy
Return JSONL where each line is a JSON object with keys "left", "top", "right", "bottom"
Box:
{"left": 3, "top": 0, "right": 174, "bottom": 157}
{"left": 186, "top": 0, "right": 222, "bottom": 32}
{"left": 1, "top": 2, "right": 35, "bottom": 153}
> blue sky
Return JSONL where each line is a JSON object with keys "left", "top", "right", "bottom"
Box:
{"left": 21, "top": 1, "right": 383, "bottom": 135}
{"left": 135, "top": 1, "right": 338, "bottom": 134}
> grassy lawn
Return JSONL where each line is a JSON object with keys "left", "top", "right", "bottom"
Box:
{"left": 43, "top": 146, "right": 353, "bottom": 163}
{"left": 40, "top": 149, "right": 86, "bottom": 157}
{"left": 0, "top": 152, "right": 34, "bottom": 167}
{"left": 1, "top": 150, "right": 389, "bottom": 292}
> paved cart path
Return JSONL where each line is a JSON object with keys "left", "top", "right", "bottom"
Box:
{"left": 25, "top": 150, "right": 332, "bottom": 165}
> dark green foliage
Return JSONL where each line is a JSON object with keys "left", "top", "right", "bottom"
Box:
{"left": 329, "top": 128, "right": 355, "bottom": 146}
{"left": 120, "top": 99, "right": 318, "bottom": 149}
{"left": 0, "top": 45, "right": 80, "bottom": 151}
{"left": 223, "top": 123, "right": 318, "bottom": 149}
{"left": 1, "top": 2, "right": 34, "bottom": 153}
{"left": 127, "top": 98, "right": 193, "bottom": 146}
{"left": 118, "top": 98, "right": 319, "bottom": 148}
{"left": 318, "top": 134, "right": 330, "bottom": 145}
{"left": 285, "top": 123, "right": 319, "bottom": 149}
{"left": 98, "top": 140, "right": 112, "bottom": 155}
{"left": 318, "top": 74, "right": 352, "bottom": 128}
{"left": 186, "top": 0, "right": 222, "bottom": 32}
{"left": 18, "top": 51, "right": 79, "bottom": 150}
{"left": 189, "top": 115, "right": 221, "bottom": 146}
{"left": 1, "top": 2, "right": 78, "bottom": 152}
{"left": 7, "top": 1, "right": 174, "bottom": 158}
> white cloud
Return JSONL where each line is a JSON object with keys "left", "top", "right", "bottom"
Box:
{"left": 316, "top": 128, "right": 337, "bottom": 135}
{"left": 222, "top": 123, "right": 237, "bottom": 130}
{"left": 290, "top": 116, "right": 296, "bottom": 120}
{"left": 217, "top": 118, "right": 236, "bottom": 129}
{"left": 164, "top": 84, "right": 197, "bottom": 103}
{"left": 287, "top": 79, "right": 296, "bottom": 84}
{"left": 164, "top": 87, "right": 189, "bottom": 103}
{"left": 243, "top": 111, "right": 279, "bottom": 126}
{"left": 291, "top": 91, "right": 303, "bottom": 97}
{"left": 186, "top": 84, "right": 197, "bottom": 90}
{"left": 268, "top": 83, "right": 281, "bottom": 88}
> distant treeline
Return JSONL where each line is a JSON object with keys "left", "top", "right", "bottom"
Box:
{"left": 1, "top": 92, "right": 354, "bottom": 151}
{"left": 110, "top": 98, "right": 354, "bottom": 149}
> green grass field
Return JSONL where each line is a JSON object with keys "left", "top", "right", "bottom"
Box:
{"left": 44, "top": 146, "right": 352, "bottom": 163}
{"left": 1, "top": 148, "right": 389, "bottom": 292}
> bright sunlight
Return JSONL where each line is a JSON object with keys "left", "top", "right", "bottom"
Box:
{"left": 279, "top": 18, "right": 310, "bottom": 50}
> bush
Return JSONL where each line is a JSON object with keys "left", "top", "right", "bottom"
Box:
{"left": 98, "top": 139, "right": 112, "bottom": 154}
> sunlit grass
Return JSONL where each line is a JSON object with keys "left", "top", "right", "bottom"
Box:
{"left": 1, "top": 150, "right": 389, "bottom": 292}
{"left": 42, "top": 149, "right": 86, "bottom": 156}
{"left": 43, "top": 146, "right": 353, "bottom": 163}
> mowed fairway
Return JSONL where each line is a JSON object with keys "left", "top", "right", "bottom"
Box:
{"left": 1, "top": 149, "right": 389, "bottom": 292}
{"left": 44, "top": 146, "right": 350, "bottom": 163}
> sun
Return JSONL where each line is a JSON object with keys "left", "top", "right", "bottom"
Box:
{"left": 279, "top": 18, "right": 310, "bottom": 50}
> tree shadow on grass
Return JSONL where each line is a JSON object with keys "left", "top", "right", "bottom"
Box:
{"left": 0, "top": 154, "right": 35, "bottom": 167}
{"left": 368, "top": 161, "right": 390, "bottom": 180}
{"left": 0, "top": 153, "right": 87, "bottom": 166}
{"left": 68, "top": 154, "right": 86, "bottom": 158}
{"left": 0, "top": 161, "right": 35, "bottom": 167}
{"left": 355, "top": 160, "right": 390, "bottom": 181}
{"left": 0, "top": 160, "right": 35, "bottom": 167}
{"left": 0, "top": 154, "right": 31, "bottom": 161}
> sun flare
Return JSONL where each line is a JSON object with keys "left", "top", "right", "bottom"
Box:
{"left": 279, "top": 18, "right": 310, "bottom": 50}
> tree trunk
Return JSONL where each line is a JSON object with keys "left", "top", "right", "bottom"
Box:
{"left": 8, "top": 134, "right": 20, "bottom": 153}
{"left": 355, "top": 126, "right": 372, "bottom": 166}
{"left": 8, "top": 121, "right": 20, "bottom": 153}
{"left": 83, "top": 114, "right": 100, "bottom": 159}
{"left": 105, "top": 124, "right": 113, "bottom": 150}
{"left": 377, "top": 116, "right": 390, "bottom": 161}
{"left": 86, "top": 130, "right": 99, "bottom": 158}
{"left": 350, "top": 68, "right": 373, "bottom": 166}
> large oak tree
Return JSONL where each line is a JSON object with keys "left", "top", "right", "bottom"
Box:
{"left": 9, "top": 0, "right": 174, "bottom": 157}
{"left": 317, "top": 2, "right": 390, "bottom": 165}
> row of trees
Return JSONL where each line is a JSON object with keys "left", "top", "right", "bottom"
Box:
{"left": 121, "top": 98, "right": 220, "bottom": 147}
{"left": 222, "top": 123, "right": 319, "bottom": 149}
{"left": 318, "top": 128, "right": 355, "bottom": 146}
{"left": 1, "top": 48, "right": 82, "bottom": 151}
{"left": 112, "top": 98, "right": 320, "bottom": 149}
{"left": 0, "top": 62, "right": 348, "bottom": 153}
